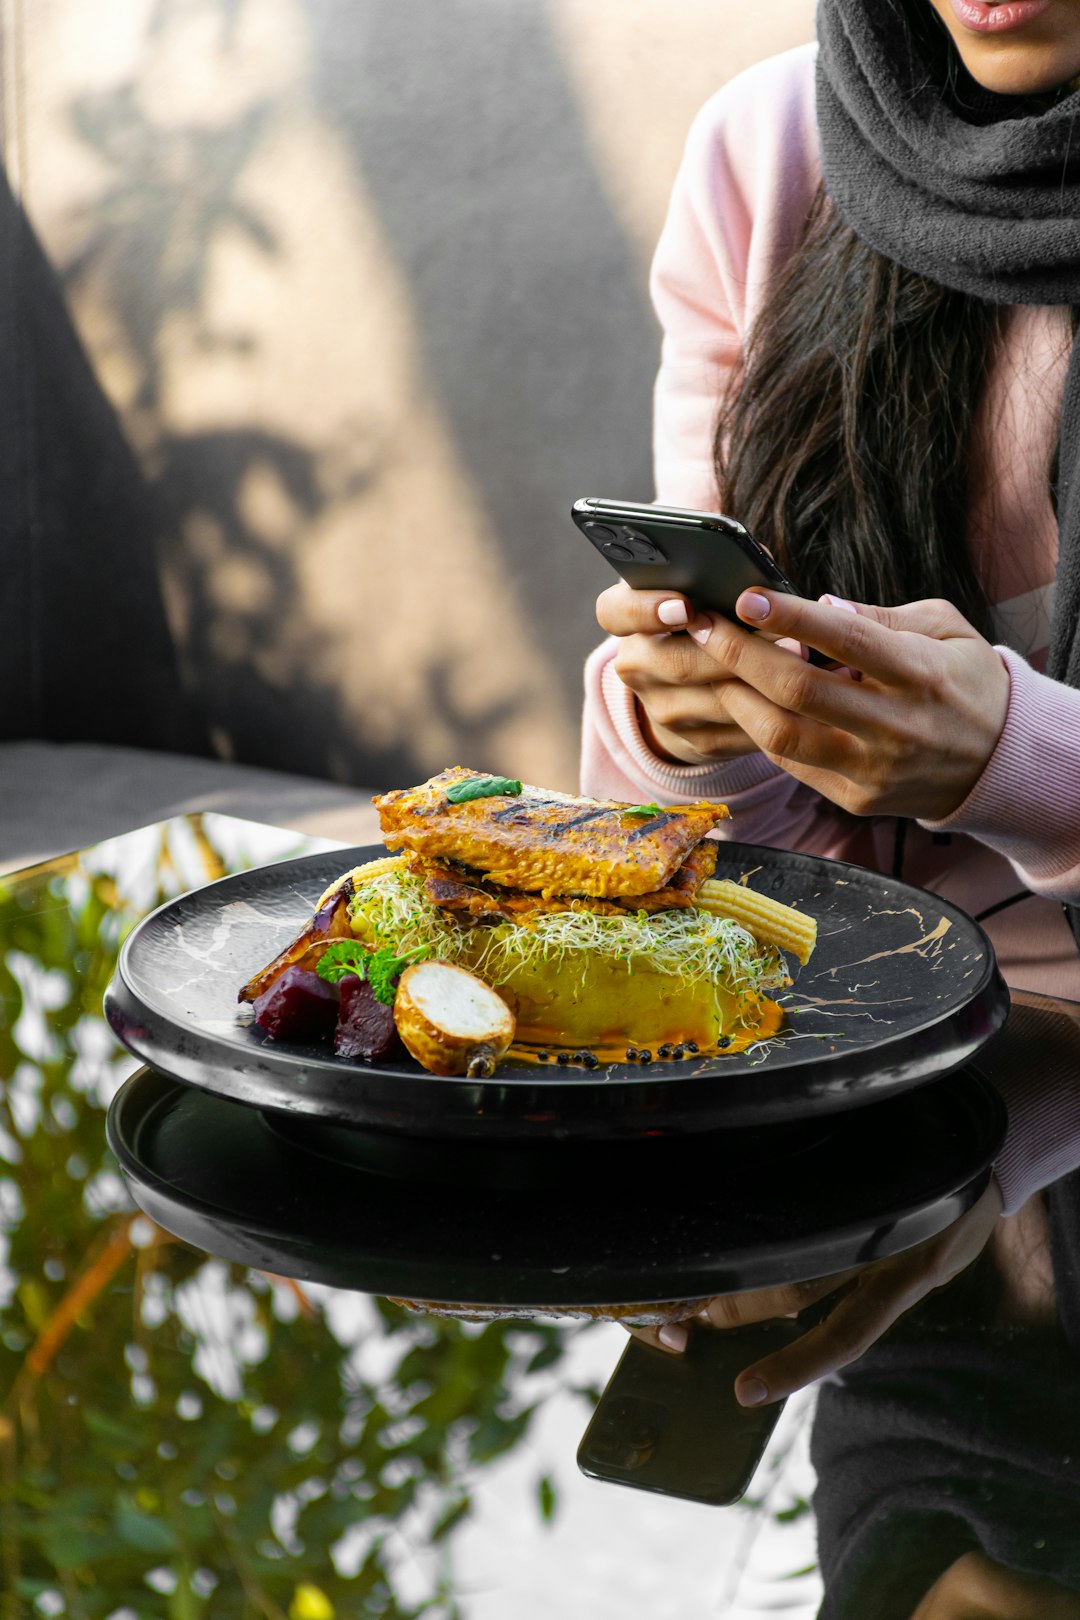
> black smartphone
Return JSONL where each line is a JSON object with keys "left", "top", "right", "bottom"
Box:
{"left": 572, "top": 496, "right": 829, "bottom": 666}
{"left": 576, "top": 1319, "right": 805, "bottom": 1507}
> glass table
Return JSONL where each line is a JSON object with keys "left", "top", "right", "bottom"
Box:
{"left": 3, "top": 813, "right": 1079, "bottom": 1619}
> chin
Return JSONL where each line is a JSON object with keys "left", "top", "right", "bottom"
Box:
{"left": 927, "top": 0, "right": 1080, "bottom": 96}
{"left": 960, "top": 47, "right": 1080, "bottom": 94}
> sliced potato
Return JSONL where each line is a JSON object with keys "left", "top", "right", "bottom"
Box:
{"left": 394, "top": 961, "right": 516, "bottom": 1077}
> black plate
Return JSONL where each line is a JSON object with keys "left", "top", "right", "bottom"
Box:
{"left": 106, "top": 1064, "right": 1006, "bottom": 1304}
{"left": 104, "top": 842, "right": 1008, "bottom": 1139}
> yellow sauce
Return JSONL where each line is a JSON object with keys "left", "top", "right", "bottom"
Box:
{"left": 508, "top": 994, "right": 784, "bottom": 1065}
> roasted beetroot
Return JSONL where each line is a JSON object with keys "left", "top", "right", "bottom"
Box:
{"left": 253, "top": 966, "right": 340, "bottom": 1041}
{"left": 334, "top": 975, "right": 403, "bottom": 1062}
{"left": 238, "top": 879, "right": 355, "bottom": 1004}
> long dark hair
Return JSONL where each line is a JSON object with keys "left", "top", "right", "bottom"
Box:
{"left": 713, "top": 0, "right": 1080, "bottom": 636}
{"left": 714, "top": 184, "right": 1004, "bottom": 639}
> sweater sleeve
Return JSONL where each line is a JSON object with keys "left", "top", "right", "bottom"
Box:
{"left": 920, "top": 647, "right": 1080, "bottom": 902}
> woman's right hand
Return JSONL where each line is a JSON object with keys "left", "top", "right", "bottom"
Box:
{"left": 595, "top": 582, "right": 765, "bottom": 765}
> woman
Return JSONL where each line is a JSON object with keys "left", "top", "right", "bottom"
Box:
{"left": 582, "top": 0, "right": 1080, "bottom": 1410}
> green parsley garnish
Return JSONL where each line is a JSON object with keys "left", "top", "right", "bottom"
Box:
{"left": 445, "top": 775, "right": 523, "bottom": 804}
{"left": 623, "top": 802, "right": 664, "bottom": 818}
{"left": 316, "top": 939, "right": 431, "bottom": 1006}
{"left": 316, "top": 941, "right": 370, "bottom": 984}
{"left": 368, "top": 945, "right": 430, "bottom": 1005}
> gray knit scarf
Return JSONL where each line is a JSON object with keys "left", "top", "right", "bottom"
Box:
{"left": 816, "top": 0, "right": 1080, "bottom": 943}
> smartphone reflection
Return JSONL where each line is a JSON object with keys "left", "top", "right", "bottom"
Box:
{"left": 579, "top": 1320, "right": 804, "bottom": 1506}
{"left": 585, "top": 1393, "right": 661, "bottom": 1470}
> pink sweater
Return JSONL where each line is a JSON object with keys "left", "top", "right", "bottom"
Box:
{"left": 580, "top": 44, "right": 1080, "bottom": 1216}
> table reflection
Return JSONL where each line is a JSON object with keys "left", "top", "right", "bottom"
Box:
{"left": 4, "top": 811, "right": 1080, "bottom": 1619}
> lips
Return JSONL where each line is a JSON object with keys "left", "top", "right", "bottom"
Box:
{"left": 946, "top": 0, "right": 1054, "bottom": 33}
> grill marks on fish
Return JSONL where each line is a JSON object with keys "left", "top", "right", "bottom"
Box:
{"left": 626, "top": 812, "right": 678, "bottom": 840}
{"left": 375, "top": 767, "right": 729, "bottom": 900}
{"left": 488, "top": 802, "right": 674, "bottom": 840}
{"left": 486, "top": 798, "right": 571, "bottom": 822}
{"left": 535, "top": 806, "right": 623, "bottom": 835}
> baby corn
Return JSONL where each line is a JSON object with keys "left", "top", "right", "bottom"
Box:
{"left": 317, "top": 854, "right": 404, "bottom": 909}
{"left": 697, "top": 878, "right": 817, "bottom": 965}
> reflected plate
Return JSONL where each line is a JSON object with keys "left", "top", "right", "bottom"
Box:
{"left": 104, "top": 841, "right": 1009, "bottom": 1138}
{"left": 106, "top": 1064, "right": 1006, "bottom": 1304}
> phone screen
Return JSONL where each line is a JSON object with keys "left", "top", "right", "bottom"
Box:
{"left": 577, "top": 1320, "right": 804, "bottom": 1507}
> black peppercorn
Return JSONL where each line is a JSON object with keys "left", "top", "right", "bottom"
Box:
{"left": 556, "top": 1051, "right": 570, "bottom": 1065}
{"left": 657, "top": 1044, "right": 672, "bottom": 1058}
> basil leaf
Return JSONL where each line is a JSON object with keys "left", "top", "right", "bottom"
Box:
{"left": 445, "top": 775, "right": 523, "bottom": 804}
{"left": 622, "top": 802, "right": 663, "bottom": 818}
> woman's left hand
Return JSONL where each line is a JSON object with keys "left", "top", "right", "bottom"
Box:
{"left": 687, "top": 590, "right": 1010, "bottom": 821}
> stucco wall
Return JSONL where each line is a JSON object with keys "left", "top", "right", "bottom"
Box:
{"left": 6, "top": 0, "right": 815, "bottom": 791}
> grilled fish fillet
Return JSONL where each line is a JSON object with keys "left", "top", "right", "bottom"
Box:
{"left": 375, "top": 767, "right": 728, "bottom": 900}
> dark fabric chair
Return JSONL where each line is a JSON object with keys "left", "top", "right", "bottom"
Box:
{"left": 0, "top": 165, "right": 207, "bottom": 756}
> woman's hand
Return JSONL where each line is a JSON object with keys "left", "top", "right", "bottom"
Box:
{"left": 628, "top": 1176, "right": 1003, "bottom": 1406}
{"left": 595, "top": 581, "right": 787, "bottom": 765}
{"left": 684, "top": 589, "right": 1009, "bottom": 821}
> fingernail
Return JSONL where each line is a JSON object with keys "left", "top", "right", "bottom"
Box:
{"left": 736, "top": 1377, "right": 768, "bottom": 1406}
{"left": 738, "top": 591, "right": 771, "bottom": 622}
{"left": 775, "top": 637, "right": 809, "bottom": 661}
{"left": 687, "top": 620, "right": 712, "bottom": 646}
{"left": 658, "top": 1323, "right": 688, "bottom": 1353}
{"left": 820, "top": 593, "right": 857, "bottom": 615}
{"left": 657, "top": 599, "right": 689, "bottom": 627}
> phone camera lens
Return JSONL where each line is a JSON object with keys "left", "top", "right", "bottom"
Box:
{"left": 620, "top": 527, "right": 668, "bottom": 565}
{"left": 583, "top": 521, "right": 617, "bottom": 543}
{"left": 602, "top": 540, "right": 635, "bottom": 562}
